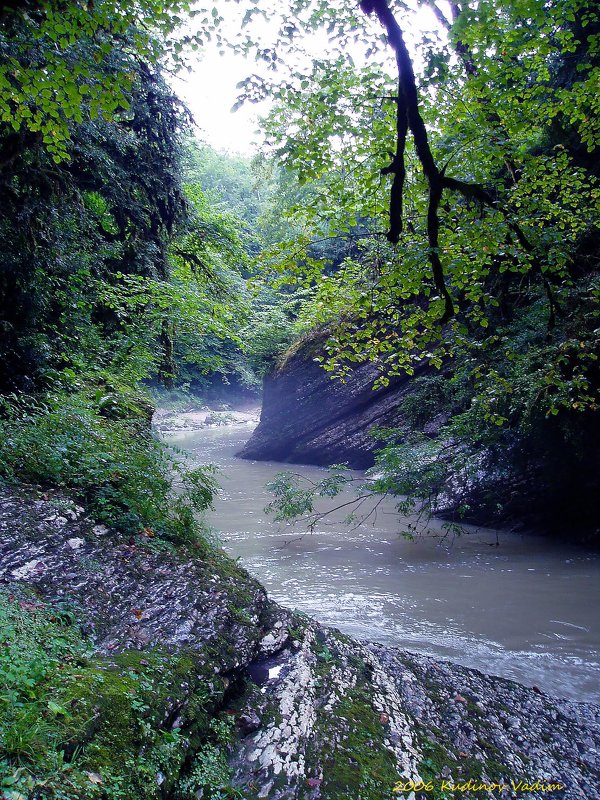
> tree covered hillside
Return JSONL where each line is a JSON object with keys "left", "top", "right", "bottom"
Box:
{"left": 0, "top": 0, "right": 599, "bottom": 534}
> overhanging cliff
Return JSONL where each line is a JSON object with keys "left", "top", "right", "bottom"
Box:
{"left": 238, "top": 334, "right": 425, "bottom": 469}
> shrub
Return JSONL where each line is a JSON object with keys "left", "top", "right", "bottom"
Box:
{"left": 0, "top": 390, "right": 218, "bottom": 542}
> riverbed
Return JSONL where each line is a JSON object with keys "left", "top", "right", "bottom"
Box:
{"left": 165, "top": 423, "right": 600, "bottom": 704}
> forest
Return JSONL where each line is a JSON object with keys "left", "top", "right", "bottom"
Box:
{"left": 0, "top": 1, "right": 599, "bottom": 799}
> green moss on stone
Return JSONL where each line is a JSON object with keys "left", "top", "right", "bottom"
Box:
{"left": 312, "top": 687, "right": 400, "bottom": 800}
{"left": 416, "top": 735, "right": 508, "bottom": 800}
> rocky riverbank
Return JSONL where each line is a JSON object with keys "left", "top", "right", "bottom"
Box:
{"left": 238, "top": 332, "right": 600, "bottom": 541}
{"left": 1, "top": 484, "right": 598, "bottom": 799}
{"left": 154, "top": 405, "right": 261, "bottom": 434}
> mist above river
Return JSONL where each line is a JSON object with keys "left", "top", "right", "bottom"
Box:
{"left": 165, "top": 423, "right": 600, "bottom": 703}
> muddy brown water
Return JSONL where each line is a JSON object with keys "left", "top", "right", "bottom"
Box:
{"left": 165, "top": 423, "right": 600, "bottom": 703}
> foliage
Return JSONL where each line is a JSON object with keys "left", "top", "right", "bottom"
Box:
{"left": 0, "top": 51, "right": 188, "bottom": 393}
{"left": 265, "top": 467, "right": 371, "bottom": 532}
{"left": 183, "top": 139, "right": 267, "bottom": 228}
{"left": 0, "top": 590, "right": 88, "bottom": 777}
{"left": 234, "top": 0, "right": 600, "bottom": 401}
{"left": 227, "top": 0, "right": 600, "bottom": 534}
{"left": 0, "top": 590, "right": 240, "bottom": 800}
{"left": 159, "top": 142, "right": 336, "bottom": 394}
{"left": 162, "top": 183, "right": 254, "bottom": 389}
{"left": 175, "top": 742, "right": 241, "bottom": 800}
{"left": 0, "top": 0, "right": 218, "bottom": 163}
{"left": 0, "top": 390, "right": 218, "bottom": 542}
{"left": 238, "top": 288, "right": 306, "bottom": 378}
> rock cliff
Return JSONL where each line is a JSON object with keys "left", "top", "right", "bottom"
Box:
{"left": 1, "top": 485, "right": 599, "bottom": 799}
{"left": 238, "top": 335, "right": 423, "bottom": 469}
{"left": 237, "top": 337, "right": 600, "bottom": 540}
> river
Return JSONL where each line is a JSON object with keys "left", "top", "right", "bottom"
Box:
{"left": 165, "top": 422, "right": 600, "bottom": 704}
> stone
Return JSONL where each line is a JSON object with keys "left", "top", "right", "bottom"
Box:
{"left": 238, "top": 709, "right": 261, "bottom": 736}
{"left": 238, "top": 332, "right": 431, "bottom": 469}
{"left": 67, "top": 537, "right": 85, "bottom": 549}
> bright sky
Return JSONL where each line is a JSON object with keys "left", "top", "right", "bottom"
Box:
{"left": 172, "top": 48, "right": 268, "bottom": 155}
{"left": 171, "top": 1, "right": 448, "bottom": 156}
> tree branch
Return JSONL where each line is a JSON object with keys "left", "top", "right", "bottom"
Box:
{"left": 361, "top": 0, "right": 454, "bottom": 320}
{"left": 361, "top": 0, "right": 560, "bottom": 329}
{"left": 380, "top": 89, "right": 408, "bottom": 242}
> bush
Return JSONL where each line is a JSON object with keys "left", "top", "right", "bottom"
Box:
{"left": 0, "top": 590, "right": 237, "bottom": 800}
{"left": 0, "top": 589, "right": 90, "bottom": 795}
{"left": 0, "top": 390, "right": 218, "bottom": 542}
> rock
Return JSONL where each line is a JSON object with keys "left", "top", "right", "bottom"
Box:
{"left": 11, "top": 558, "right": 45, "bottom": 579}
{"left": 0, "top": 486, "right": 277, "bottom": 661}
{"left": 92, "top": 524, "right": 109, "bottom": 536}
{"left": 238, "top": 331, "right": 430, "bottom": 468}
{"left": 238, "top": 709, "right": 261, "bottom": 736}
{"left": 67, "top": 537, "right": 85, "bottom": 549}
{"left": 259, "top": 626, "right": 289, "bottom": 655}
{"left": 1, "top": 484, "right": 599, "bottom": 800}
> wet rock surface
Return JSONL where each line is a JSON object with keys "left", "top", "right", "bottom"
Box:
{"left": 0, "top": 485, "right": 284, "bottom": 663}
{"left": 1, "top": 485, "right": 599, "bottom": 799}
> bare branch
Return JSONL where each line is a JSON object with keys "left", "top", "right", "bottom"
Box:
{"left": 362, "top": 0, "right": 454, "bottom": 319}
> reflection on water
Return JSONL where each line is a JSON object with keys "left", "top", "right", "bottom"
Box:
{"left": 165, "top": 424, "right": 600, "bottom": 703}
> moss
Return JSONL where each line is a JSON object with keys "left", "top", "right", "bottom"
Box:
{"left": 230, "top": 606, "right": 254, "bottom": 626}
{"left": 308, "top": 686, "right": 399, "bottom": 800}
{"left": 284, "top": 611, "right": 311, "bottom": 642}
{"left": 274, "top": 327, "right": 332, "bottom": 374}
{"left": 416, "top": 735, "right": 509, "bottom": 800}
{"left": 0, "top": 639, "right": 232, "bottom": 800}
{"left": 55, "top": 649, "right": 212, "bottom": 779}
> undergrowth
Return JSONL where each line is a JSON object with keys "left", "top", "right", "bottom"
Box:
{"left": 0, "top": 389, "right": 219, "bottom": 543}
{"left": 0, "top": 589, "right": 91, "bottom": 798}
{"left": 0, "top": 590, "right": 241, "bottom": 800}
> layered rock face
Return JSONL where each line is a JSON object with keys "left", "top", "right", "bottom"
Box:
{"left": 1, "top": 485, "right": 599, "bottom": 799}
{"left": 238, "top": 337, "right": 424, "bottom": 469}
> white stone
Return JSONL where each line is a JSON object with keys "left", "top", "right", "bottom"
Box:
{"left": 92, "top": 524, "right": 109, "bottom": 535}
{"left": 67, "top": 537, "right": 85, "bottom": 550}
{"left": 12, "top": 559, "right": 43, "bottom": 579}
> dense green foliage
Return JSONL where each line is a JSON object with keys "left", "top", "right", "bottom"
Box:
{"left": 0, "top": 52, "right": 186, "bottom": 392}
{"left": 0, "top": 1, "right": 219, "bottom": 162}
{"left": 251, "top": 0, "right": 600, "bottom": 392}
{"left": 0, "top": 5, "right": 243, "bottom": 538}
{"left": 0, "top": 391, "right": 218, "bottom": 541}
{"left": 239, "top": 0, "right": 600, "bottom": 536}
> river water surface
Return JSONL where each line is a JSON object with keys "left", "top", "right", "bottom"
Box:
{"left": 166, "top": 423, "right": 600, "bottom": 704}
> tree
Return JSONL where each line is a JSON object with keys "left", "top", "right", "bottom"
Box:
{"left": 0, "top": 13, "right": 190, "bottom": 391}
{"left": 248, "top": 0, "right": 598, "bottom": 398}
{"left": 0, "top": 0, "right": 207, "bottom": 163}
{"left": 233, "top": 0, "right": 600, "bottom": 534}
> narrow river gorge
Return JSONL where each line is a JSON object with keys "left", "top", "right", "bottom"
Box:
{"left": 165, "top": 420, "right": 600, "bottom": 705}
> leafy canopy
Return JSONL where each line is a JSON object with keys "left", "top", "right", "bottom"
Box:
{"left": 0, "top": 0, "right": 223, "bottom": 161}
